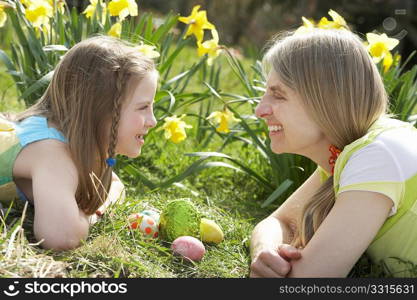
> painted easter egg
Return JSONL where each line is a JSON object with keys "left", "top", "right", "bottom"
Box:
{"left": 128, "top": 213, "right": 159, "bottom": 239}
{"left": 159, "top": 200, "right": 200, "bottom": 242}
{"left": 171, "top": 236, "right": 205, "bottom": 261}
{"left": 200, "top": 218, "right": 224, "bottom": 244}
{"left": 141, "top": 209, "right": 160, "bottom": 224}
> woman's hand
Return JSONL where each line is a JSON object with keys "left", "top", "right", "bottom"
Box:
{"left": 250, "top": 244, "right": 302, "bottom": 277}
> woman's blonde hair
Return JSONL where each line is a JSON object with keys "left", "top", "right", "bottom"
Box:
{"left": 11, "top": 35, "right": 156, "bottom": 215}
{"left": 263, "top": 29, "right": 388, "bottom": 247}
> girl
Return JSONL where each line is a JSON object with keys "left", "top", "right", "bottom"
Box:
{"left": 0, "top": 36, "right": 157, "bottom": 251}
{"left": 250, "top": 29, "right": 417, "bottom": 277}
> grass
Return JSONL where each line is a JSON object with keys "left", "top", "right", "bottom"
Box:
{"left": 0, "top": 38, "right": 412, "bottom": 279}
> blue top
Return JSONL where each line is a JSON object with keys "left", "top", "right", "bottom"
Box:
{"left": 14, "top": 116, "right": 67, "bottom": 202}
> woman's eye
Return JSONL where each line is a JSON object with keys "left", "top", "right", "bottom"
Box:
{"left": 138, "top": 106, "right": 148, "bottom": 110}
{"left": 274, "top": 94, "right": 286, "bottom": 101}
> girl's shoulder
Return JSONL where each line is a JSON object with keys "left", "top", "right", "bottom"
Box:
{"left": 11, "top": 115, "right": 70, "bottom": 178}
{"left": 13, "top": 137, "right": 72, "bottom": 180}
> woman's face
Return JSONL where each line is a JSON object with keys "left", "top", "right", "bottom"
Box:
{"left": 115, "top": 71, "right": 158, "bottom": 158}
{"left": 255, "top": 70, "right": 328, "bottom": 157}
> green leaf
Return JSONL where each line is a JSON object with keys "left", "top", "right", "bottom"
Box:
{"left": 151, "top": 13, "right": 179, "bottom": 44}
{"left": 159, "top": 38, "right": 191, "bottom": 74}
{"left": 185, "top": 152, "right": 274, "bottom": 190}
{"left": 261, "top": 179, "right": 293, "bottom": 208}
{"left": 157, "top": 158, "right": 242, "bottom": 190}
{"left": 123, "top": 164, "right": 157, "bottom": 190}
{"left": 204, "top": 82, "right": 222, "bottom": 99}
{"left": 0, "top": 49, "right": 16, "bottom": 72}
{"left": 20, "top": 71, "right": 54, "bottom": 99}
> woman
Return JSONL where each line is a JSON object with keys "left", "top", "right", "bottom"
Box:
{"left": 250, "top": 29, "right": 417, "bottom": 277}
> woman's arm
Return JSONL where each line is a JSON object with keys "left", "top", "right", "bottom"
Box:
{"left": 250, "top": 216, "right": 298, "bottom": 277}
{"left": 287, "top": 190, "right": 393, "bottom": 277}
{"left": 250, "top": 168, "right": 322, "bottom": 277}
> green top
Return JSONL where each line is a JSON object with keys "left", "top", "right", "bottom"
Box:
{"left": 318, "top": 117, "right": 417, "bottom": 277}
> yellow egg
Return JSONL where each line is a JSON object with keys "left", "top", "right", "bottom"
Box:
{"left": 200, "top": 218, "right": 224, "bottom": 244}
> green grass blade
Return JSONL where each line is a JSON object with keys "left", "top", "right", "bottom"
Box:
{"left": 261, "top": 179, "right": 293, "bottom": 208}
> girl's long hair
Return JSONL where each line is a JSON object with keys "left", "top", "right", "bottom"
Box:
{"left": 9, "top": 35, "right": 155, "bottom": 215}
{"left": 263, "top": 29, "right": 388, "bottom": 247}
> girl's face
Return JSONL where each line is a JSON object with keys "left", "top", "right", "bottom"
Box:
{"left": 255, "top": 70, "right": 329, "bottom": 157}
{"left": 115, "top": 71, "right": 158, "bottom": 158}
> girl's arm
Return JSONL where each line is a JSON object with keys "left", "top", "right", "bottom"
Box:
{"left": 287, "top": 190, "right": 393, "bottom": 277}
{"left": 30, "top": 140, "right": 89, "bottom": 251}
{"left": 250, "top": 169, "right": 322, "bottom": 277}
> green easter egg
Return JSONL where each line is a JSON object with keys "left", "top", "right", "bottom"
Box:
{"left": 159, "top": 199, "right": 200, "bottom": 242}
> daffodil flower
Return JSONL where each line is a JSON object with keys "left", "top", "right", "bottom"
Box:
{"left": 157, "top": 115, "right": 192, "bottom": 143}
{"left": 135, "top": 42, "right": 160, "bottom": 59}
{"left": 108, "top": 0, "right": 137, "bottom": 20}
{"left": 0, "top": 3, "right": 7, "bottom": 28}
{"left": 83, "top": 0, "right": 107, "bottom": 21}
{"left": 178, "top": 5, "right": 215, "bottom": 43}
{"left": 0, "top": 121, "right": 14, "bottom": 132}
{"left": 108, "top": 22, "right": 122, "bottom": 38}
{"left": 296, "top": 9, "right": 348, "bottom": 34}
{"left": 20, "top": 0, "right": 31, "bottom": 7}
{"left": 294, "top": 17, "right": 315, "bottom": 34}
{"left": 25, "top": 0, "right": 53, "bottom": 29}
{"left": 44, "top": 0, "right": 66, "bottom": 14}
{"left": 207, "top": 109, "right": 240, "bottom": 134}
{"left": 366, "top": 32, "right": 399, "bottom": 66}
{"left": 197, "top": 28, "right": 221, "bottom": 65}
{"left": 318, "top": 9, "right": 348, "bottom": 29}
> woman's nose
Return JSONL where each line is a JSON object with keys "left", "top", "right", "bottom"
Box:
{"left": 255, "top": 98, "right": 272, "bottom": 119}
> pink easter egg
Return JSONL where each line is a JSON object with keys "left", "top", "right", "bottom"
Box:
{"left": 171, "top": 236, "right": 205, "bottom": 261}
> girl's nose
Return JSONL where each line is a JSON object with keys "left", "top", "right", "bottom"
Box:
{"left": 255, "top": 98, "right": 272, "bottom": 119}
{"left": 146, "top": 113, "right": 157, "bottom": 128}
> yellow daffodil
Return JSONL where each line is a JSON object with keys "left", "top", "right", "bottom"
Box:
{"left": 135, "top": 42, "right": 160, "bottom": 59}
{"left": 317, "top": 10, "right": 347, "bottom": 29}
{"left": 197, "top": 28, "right": 221, "bottom": 65}
{"left": 366, "top": 33, "right": 399, "bottom": 64}
{"left": 382, "top": 52, "right": 393, "bottom": 73}
{"left": 157, "top": 115, "right": 192, "bottom": 143}
{"left": 382, "top": 52, "right": 401, "bottom": 73}
{"left": 108, "top": 0, "right": 137, "bottom": 20}
{"left": 108, "top": 22, "right": 122, "bottom": 37}
{"left": 0, "top": 3, "right": 7, "bottom": 28}
{"left": 207, "top": 109, "right": 240, "bottom": 134}
{"left": 296, "top": 9, "right": 348, "bottom": 34}
{"left": 178, "top": 5, "right": 215, "bottom": 43}
{"left": 20, "top": 0, "right": 31, "bottom": 7}
{"left": 83, "top": 0, "right": 107, "bottom": 20}
{"left": 294, "top": 17, "right": 315, "bottom": 34}
{"left": 44, "top": 0, "right": 65, "bottom": 14}
{"left": 0, "top": 121, "right": 14, "bottom": 132}
{"left": 25, "top": 0, "right": 53, "bottom": 28}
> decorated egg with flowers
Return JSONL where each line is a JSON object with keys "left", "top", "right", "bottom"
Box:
{"left": 128, "top": 213, "right": 159, "bottom": 239}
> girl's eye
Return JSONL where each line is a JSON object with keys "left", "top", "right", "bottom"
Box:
{"left": 138, "top": 105, "right": 148, "bottom": 110}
